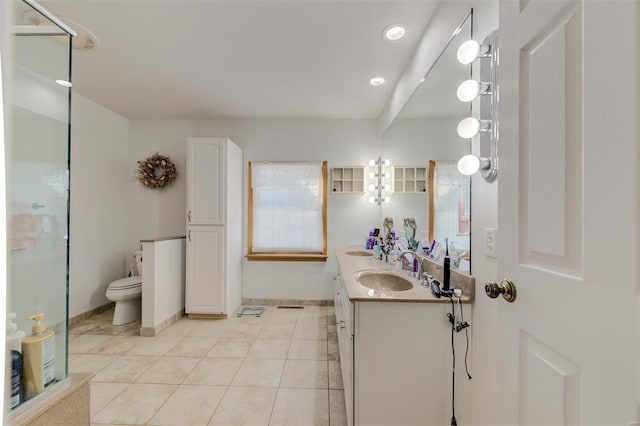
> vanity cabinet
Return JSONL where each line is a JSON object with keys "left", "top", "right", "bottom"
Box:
{"left": 186, "top": 137, "right": 243, "bottom": 317}
{"left": 335, "top": 261, "right": 472, "bottom": 425}
{"left": 334, "top": 274, "right": 354, "bottom": 425}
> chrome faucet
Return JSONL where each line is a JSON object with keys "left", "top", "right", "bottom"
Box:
{"left": 397, "top": 251, "right": 426, "bottom": 285}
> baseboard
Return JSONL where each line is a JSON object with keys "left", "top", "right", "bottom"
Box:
{"left": 242, "top": 298, "right": 334, "bottom": 307}
{"left": 140, "top": 309, "right": 185, "bottom": 336}
{"left": 188, "top": 313, "right": 227, "bottom": 320}
{"left": 68, "top": 302, "right": 115, "bottom": 327}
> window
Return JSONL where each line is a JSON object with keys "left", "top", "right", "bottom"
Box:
{"left": 247, "top": 161, "right": 328, "bottom": 261}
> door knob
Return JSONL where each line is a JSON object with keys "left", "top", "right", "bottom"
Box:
{"left": 485, "top": 278, "right": 517, "bottom": 302}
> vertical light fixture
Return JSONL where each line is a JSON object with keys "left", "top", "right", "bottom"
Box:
{"left": 455, "top": 31, "right": 499, "bottom": 182}
{"left": 368, "top": 157, "right": 392, "bottom": 205}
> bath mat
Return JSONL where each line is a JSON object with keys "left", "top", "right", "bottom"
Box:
{"left": 236, "top": 305, "right": 266, "bottom": 317}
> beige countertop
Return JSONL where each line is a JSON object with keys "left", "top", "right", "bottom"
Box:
{"left": 140, "top": 235, "right": 186, "bottom": 243}
{"left": 336, "top": 249, "right": 473, "bottom": 303}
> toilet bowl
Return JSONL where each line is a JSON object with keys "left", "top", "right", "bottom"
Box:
{"left": 106, "top": 251, "right": 143, "bottom": 325}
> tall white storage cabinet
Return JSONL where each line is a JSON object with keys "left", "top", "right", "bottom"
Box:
{"left": 186, "top": 137, "right": 243, "bottom": 317}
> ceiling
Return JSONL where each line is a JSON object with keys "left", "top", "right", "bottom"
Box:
{"left": 30, "top": 0, "right": 440, "bottom": 120}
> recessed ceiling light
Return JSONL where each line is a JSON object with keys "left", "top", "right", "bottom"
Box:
{"left": 23, "top": 10, "right": 98, "bottom": 50}
{"left": 55, "top": 80, "right": 72, "bottom": 87}
{"left": 383, "top": 24, "right": 406, "bottom": 41}
{"left": 368, "top": 77, "right": 385, "bottom": 86}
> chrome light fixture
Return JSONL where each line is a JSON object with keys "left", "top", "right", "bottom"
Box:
{"left": 368, "top": 157, "right": 393, "bottom": 205}
{"left": 455, "top": 31, "right": 499, "bottom": 182}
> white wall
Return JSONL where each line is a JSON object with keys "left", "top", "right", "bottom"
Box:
{"left": 127, "top": 119, "right": 380, "bottom": 300}
{"left": 377, "top": 1, "right": 499, "bottom": 424}
{"left": 69, "top": 94, "right": 130, "bottom": 317}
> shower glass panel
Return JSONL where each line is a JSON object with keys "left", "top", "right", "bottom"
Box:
{"left": 4, "top": 0, "right": 72, "bottom": 411}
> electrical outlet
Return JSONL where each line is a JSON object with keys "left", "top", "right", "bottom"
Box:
{"left": 484, "top": 228, "right": 497, "bottom": 257}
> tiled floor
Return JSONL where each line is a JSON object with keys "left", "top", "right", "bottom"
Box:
{"left": 69, "top": 305, "right": 347, "bottom": 426}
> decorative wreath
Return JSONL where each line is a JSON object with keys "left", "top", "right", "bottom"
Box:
{"left": 135, "top": 153, "right": 177, "bottom": 189}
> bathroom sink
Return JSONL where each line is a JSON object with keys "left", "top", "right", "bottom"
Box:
{"left": 355, "top": 271, "right": 413, "bottom": 292}
{"left": 345, "top": 250, "right": 373, "bottom": 257}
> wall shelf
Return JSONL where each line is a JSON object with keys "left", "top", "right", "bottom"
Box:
{"left": 394, "top": 166, "right": 428, "bottom": 193}
{"left": 332, "top": 167, "right": 365, "bottom": 193}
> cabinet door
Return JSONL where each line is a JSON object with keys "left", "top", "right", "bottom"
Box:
{"left": 186, "top": 225, "right": 225, "bottom": 314}
{"left": 187, "top": 138, "right": 226, "bottom": 225}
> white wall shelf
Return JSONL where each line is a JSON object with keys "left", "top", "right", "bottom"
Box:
{"left": 393, "top": 166, "right": 427, "bottom": 193}
{"left": 332, "top": 167, "right": 365, "bottom": 193}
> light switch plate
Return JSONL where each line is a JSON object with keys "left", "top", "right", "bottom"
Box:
{"left": 484, "top": 228, "right": 497, "bottom": 257}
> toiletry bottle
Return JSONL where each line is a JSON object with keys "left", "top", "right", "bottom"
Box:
{"left": 11, "top": 351, "right": 23, "bottom": 408}
{"left": 7, "top": 313, "right": 25, "bottom": 408}
{"left": 443, "top": 238, "right": 451, "bottom": 291}
{"left": 22, "top": 313, "right": 55, "bottom": 399}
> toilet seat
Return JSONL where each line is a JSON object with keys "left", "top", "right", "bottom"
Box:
{"left": 108, "top": 276, "right": 142, "bottom": 290}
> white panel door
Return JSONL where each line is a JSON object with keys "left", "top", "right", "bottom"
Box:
{"left": 187, "top": 138, "right": 226, "bottom": 225}
{"left": 185, "top": 225, "right": 225, "bottom": 314}
{"left": 497, "top": 1, "right": 638, "bottom": 424}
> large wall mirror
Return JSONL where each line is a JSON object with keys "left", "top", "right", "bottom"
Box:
{"left": 381, "top": 11, "right": 472, "bottom": 273}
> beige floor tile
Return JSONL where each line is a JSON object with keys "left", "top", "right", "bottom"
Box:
{"left": 327, "top": 325, "right": 338, "bottom": 340}
{"left": 91, "top": 336, "right": 140, "bottom": 355}
{"left": 135, "top": 356, "right": 200, "bottom": 384}
{"left": 207, "top": 338, "right": 254, "bottom": 358}
{"left": 296, "top": 315, "right": 328, "bottom": 328}
{"left": 147, "top": 384, "right": 226, "bottom": 426}
{"left": 91, "top": 355, "right": 159, "bottom": 383}
{"left": 222, "top": 323, "right": 263, "bottom": 339}
{"left": 247, "top": 339, "right": 290, "bottom": 359}
{"left": 92, "top": 383, "right": 176, "bottom": 425}
{"left": 187, "top": 320, "right": 233, "bottom": 337}
{"left": 287, "top": 340, "right": 328, "bottom": 360}
{"left": 184, "top": 357, "right": 243, "bottom": 385}
{"left": 69, "top": 354, "right": 118, "bottom": 374}
{"left": 258, "top": 323, "right": 295, "bottom": 339}
{"left": 280, "top": 360, "right": 328, "bottom": 389}
{"left": 264, "top": 310, "right": 299, "bottom": 324}
{"left": 209, "top": 386, "right": 277, "bottom": 425}
{"left": 326, "top": 306, "right": 335, "bottom": 316}
{"left": 270, "top": 388, "right": 329, "bottom": 426}
{"left": 166, "top": 336, "right": 219, "bottom": 357}
{"left": 293, "top": 323, "right": 327, "bottom": 340}
{"left": 90, "top": 382, "right": 129, "bottom": 417}
{"left": 299, "top": 306, "right": 327, "bottom": 315}
{"left": 231, "top": 358, "right": 285, "bottom": 387}
{"left": 329, "top": 389, "right": 348, "bottom": 426}
{"left": 327, "top": 340, "right": 339, "bottom": 361}
{"left": 69, "top": 334, "right": 80, "bottom": 342}
{"left": 69, "top": 335, "right": 114, "bottom": 354}
{"left": 328, "top": 361, "right": 343, "bottom": 390}
{"left": 127, "top": 336, "right": 183, "bottom": 356}
{"left": 159, "top": 318, "right": 197, "bottom": 337}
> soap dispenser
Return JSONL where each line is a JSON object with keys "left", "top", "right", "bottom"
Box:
{"left": 7, "top": 313, "right": 25, "bottom": 408}
{"left": 22, "top": 313, "right": 55, "bottom": 399}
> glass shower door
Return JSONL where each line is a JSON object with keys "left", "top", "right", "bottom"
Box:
{"left": 4, "top": 0, "right": 72, "bottom": 409}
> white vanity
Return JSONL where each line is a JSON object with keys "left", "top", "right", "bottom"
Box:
{"left": 335, "top": 249, "right": 474, "bottom": 426}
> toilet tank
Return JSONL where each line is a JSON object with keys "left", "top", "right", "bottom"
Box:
{"left": 134, "top": 251, "right": 143, "bottom": 277}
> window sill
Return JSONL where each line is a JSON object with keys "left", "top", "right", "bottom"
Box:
{"left": 246, "top": 253, "right": 328, "bottom": 262}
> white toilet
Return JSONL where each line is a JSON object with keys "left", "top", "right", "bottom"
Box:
{"left": 106, "top": 250, "right": 143, "bottom": 325}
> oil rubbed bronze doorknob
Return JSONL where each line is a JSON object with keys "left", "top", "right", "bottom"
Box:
{"left": 485, "top": 279, "right": 517, "bottom": 302}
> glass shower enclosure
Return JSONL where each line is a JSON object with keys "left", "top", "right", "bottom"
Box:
{"left": 3, "top": 0, "right": 74, "bottom": 414}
